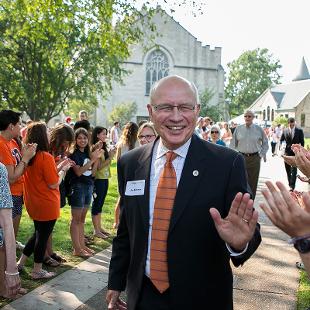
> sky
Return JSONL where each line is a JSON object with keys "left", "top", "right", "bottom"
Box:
{"left": 170, "top": 0, "right": 310, "bottom": 84}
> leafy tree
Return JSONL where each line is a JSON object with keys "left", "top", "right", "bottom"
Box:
{"left": 0, "top": 1, "right": 205, "bottom": 122}
{"left": 199, "top": 88, "right": 227, "bottom": 121}
{"left": 64, "top": 99, "right": 97, "bottom": 123}
{"left": 0, "top": 0, "right": 154, "bottom": 121}
{"left": 199, "top": 88, "right": 214, "bottom": 117}
{"left": 108, "top": 102, "right": 137, "bottom": 126}
{"left": 273, "top": 115, "right": 288, "bottom": 127}
{"left": 225, "top": 48, "right": 281, "bottom": 117}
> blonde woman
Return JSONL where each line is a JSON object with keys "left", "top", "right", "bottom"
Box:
{"left": 137, "top": 122, "right": 157, "bottom": 146}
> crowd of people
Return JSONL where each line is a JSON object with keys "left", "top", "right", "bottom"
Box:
{"left": 0, "top": 75, "right": 309, "bottom": 309}
{"left": 0, "top": 108, "right": 158, "bottom": 299}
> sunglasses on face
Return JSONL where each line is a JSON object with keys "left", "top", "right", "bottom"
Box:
{"left": 244, "top": 115, "right": 253, "bottom": 118}
{"left": 211, "top": 131, "right": 219, "bottom": 134}
{"left": 138, "top": 134, "right": 155, "bottom": 140}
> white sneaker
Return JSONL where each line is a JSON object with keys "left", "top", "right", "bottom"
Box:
{"left": 16, "top": 241, "right": 25, "bottom": 250}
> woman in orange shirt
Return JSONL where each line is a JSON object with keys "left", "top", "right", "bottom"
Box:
{"left": 0, "top": 110, "right": 36, "bottom": 249}
{"left": 17, "top": 123, "right": 71, "bottom": 280}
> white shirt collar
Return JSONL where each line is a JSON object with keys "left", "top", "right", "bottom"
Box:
{"left": 155, "top": 137, "right": 192, "bottom": 160}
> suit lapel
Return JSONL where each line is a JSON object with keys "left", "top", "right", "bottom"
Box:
{"left": 134, "top": 143, "right": 153, "bottom": 233}
{"left": 169, "top": 135, "right": 209, "bottom": 234}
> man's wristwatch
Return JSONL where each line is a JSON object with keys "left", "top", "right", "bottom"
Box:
{"left": 289, "top": 234, "right": 310, "bottom": 254}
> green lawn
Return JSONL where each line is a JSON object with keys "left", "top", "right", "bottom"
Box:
{"left": 0, "top": 162, "right": 118, "bottom": 308}
{"left": 297, "top": 270, "right": 310, "bottom": 310}
{"left": 305, "top": 138, "right": 310, "bottom": 149}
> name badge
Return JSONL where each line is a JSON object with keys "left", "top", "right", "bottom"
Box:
{"left": 125, "top": 180, "right": 145, "bottom": 196}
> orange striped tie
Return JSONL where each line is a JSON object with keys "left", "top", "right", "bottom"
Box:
{"left": 150, "top": 151, "right": 177, "bottom": 293}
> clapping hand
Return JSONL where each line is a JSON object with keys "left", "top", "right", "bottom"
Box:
{"left": 22, "top": 143, "right": 37, "bottom": 162}
{"left": 260, "top": 181, "right": 310, "bottom": 237}
{"left": 91, "top": 148, "right": 104, "bottom": 161}
{"left": 92, "top": 140, "right": 103, "bottom": 151}
{"left": 209, "top": 192, "right": 258, "bottom": 251}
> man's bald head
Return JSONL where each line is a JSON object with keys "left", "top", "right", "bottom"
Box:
{"left": 150, "top": 75, "right": 200, "bottom": 106}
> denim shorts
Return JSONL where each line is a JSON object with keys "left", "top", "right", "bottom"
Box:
{"left": 70, "top": 182, "right": 93, "bottom": 209}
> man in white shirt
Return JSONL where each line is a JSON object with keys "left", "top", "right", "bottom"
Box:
{"left": 106, "top": 76, "right": 261, "bottom": 310}
{"left": 110, "top": 121, "right": 120, "bottom": 145}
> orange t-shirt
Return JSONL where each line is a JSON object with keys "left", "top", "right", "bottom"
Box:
{"left": 23, "top": 151, "right": 60, "bottom": 221}
{"left": 0, "top": 135, "right": 24, "bottom": 196}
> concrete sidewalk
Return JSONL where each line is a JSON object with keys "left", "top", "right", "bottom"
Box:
{"left": 3, "top": 153, "right": 308, "bottom": 309}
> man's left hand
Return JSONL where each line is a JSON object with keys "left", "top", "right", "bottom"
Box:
{"left": 209, "top": 193, "right": 258, "bottom": 251}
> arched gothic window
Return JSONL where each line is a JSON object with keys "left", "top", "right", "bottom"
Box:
{"left": 145, "top": 50, "right": 169, "bottom": 95}
{"left": 271, "top": 109, "right": 274, "bottom": 121}
{"left": 263, "top": 110, "right": 266, "bottom": 120}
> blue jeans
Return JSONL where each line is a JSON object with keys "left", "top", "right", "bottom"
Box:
{"left": 70, "top": 182, "right": 93, "bottom": 208}
{"left": 91, "top": 179, "right": 109, "bottom": 216}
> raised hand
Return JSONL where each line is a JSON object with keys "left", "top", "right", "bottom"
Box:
{"left": 295, "top": 150, "right": 310, "bottom": 178}
{"left": 209, "top": 192, "right": 258, "bottom": 251}
{"left": 260, "top": 181, "right": 310, "bottom": 238}
{"left": 91, "top": 148, "right": 104, "bottom": 161}
{"left": 282, "top": 155, "right": 296, "bottom": 167}
{"left": 22, "top": 143, "right": 37, "bottom": 162}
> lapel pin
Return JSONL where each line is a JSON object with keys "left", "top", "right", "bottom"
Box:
{"left": 193, "top": 170, "right": 199, "bottom": 177}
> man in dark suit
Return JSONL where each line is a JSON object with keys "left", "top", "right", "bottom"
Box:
{"left": 280, "top": 117, "right": 304, "bottom": 190}
{"left": 106, "top": 75, "right": 261, "bottom": 310}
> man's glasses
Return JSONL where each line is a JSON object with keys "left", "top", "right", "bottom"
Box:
{"left": 244, "top": 115, "right": 253, "bottom": 118}
{"left": 152, "top": 104, "right": 196, "bottom": 113}
{"left": 138, "top": 134, "right": 155, "bottom": 140}
{"left": 211, "top": 131, "right": 219, "bottom": 134}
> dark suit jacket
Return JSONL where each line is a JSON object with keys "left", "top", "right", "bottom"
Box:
{"left": 280, "top": 127, "right": 304, "bottom": 156}
{"left": 108, "top": 135, "right": 261, "bottom": 310}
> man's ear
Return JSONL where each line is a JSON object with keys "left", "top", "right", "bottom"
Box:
{"left": 147, "top": 104, "right": 153, "bottom": 120}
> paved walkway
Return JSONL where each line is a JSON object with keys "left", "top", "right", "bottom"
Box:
{"left": 3, "top": 152, "right": 308, "bottom": 310}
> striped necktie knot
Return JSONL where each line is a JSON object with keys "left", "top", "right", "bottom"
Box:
{"left": 165, "top": 151, "right": 177, "bottom": 163}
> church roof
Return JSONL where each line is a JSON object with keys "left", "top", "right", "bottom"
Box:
{"left": 292, "top": 57, "right": 310, "bottom": 81}
{"left": 249, "top": 79, "right": 310, "bottom": 111}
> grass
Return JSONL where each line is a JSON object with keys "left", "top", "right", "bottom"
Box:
{"left": 0, "top": 162, "right": 118, "bottom": 308}
{"left": 297, "top": 270, "right": 310, "bottom": 310}
{"left": 305, "top": 138, "right": 310, "bottom": 149}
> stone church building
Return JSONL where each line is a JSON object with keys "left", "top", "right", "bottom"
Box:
{"left": 95, "top": 9, "right": 225, "bottom": 126}
{"left": 248, "top": 57, "right": 310, "bottom": 136}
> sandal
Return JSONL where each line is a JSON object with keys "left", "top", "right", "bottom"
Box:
{"left": 50, "top": 252, "right": 67, "bottom": 263}
{"left": 31, "top": 269, "right": 56, "bottom": 280}
{"left": 296, "top": 261, "right": 305, "bottom": 270}
{"left": 43, "top": 257, "right": 60, "bottom": 267}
